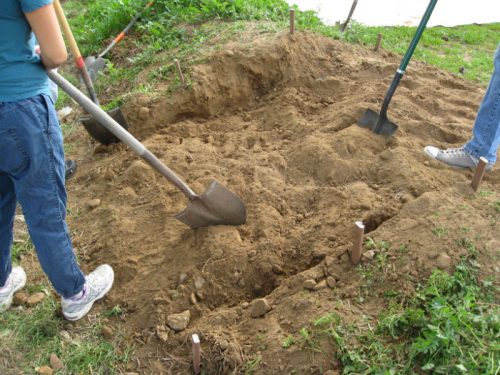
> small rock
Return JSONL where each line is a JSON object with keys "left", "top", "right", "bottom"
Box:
{"left": 167, "top": 310, "right": 191, "bottom": 332}
{"left": 177, "top": 273, "right": 188, "bottom": 288}
{"left": 326, "top": 276, "right": 336, "bottom": 288}
{"left": 59, "top": 330, "right": 71, "bottom": 342}
{"left": 340, "top": 253, "right": 350, "bottom": 263}
{"left": 424, "top": 161, "right": 430, "bottom": 166}
{"left": 250, "top": 298, "right": 271, "bottom": 318}
{"left": 194, "top": 275, "right": 205, "bottom": 291}
{"left": 13, "top": 292, "right": 28, "bottom": 305}
{"left": 27, "top": 292, "right": 45, "bottom": 306}
{"left": 241, "top": 301, "right": 249, "bottom": 309}
{"left": 271, "top": 264, "right": 285, "bottom": 275}
{"left": 93, "top": 145, "right": 109, "bottom": 155}
{"left": 138, "top": 107, "right": 150, "bottom": 120}
{"left": 436, "top": 253, "right": 451, "bottom": 270}
{"left": 189, "top": 293, "right": 197, "bottom": 305}
{"left": 57, "top": 106, "right": 73, "bottom": 121}
{"left": 101, "top": 325, "right": 114, "bottom": 340}
{"left": 314, "top": 280, "right": 327, "bottom": 291}
{"left": 303, "top": 279, "right": 317, "bottom": 291}
{"left": 362, "top": 250, "right": 376, "bottom": 262}
{"left": 86, "top": 199, "right": 101, "bottom": 210}
{"left": 49, "top": 353, "right": 64, "bottom": 370}
{"left": 155, "top": 325, "right": 170, "bottom": 343}
{"left": 37, "top": 366, "right": 53, "bottom": 375}
{"left": 248, "top": 250, "right": 257, "bottom": 258}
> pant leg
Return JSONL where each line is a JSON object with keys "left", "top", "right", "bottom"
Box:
{"left": 464, "top": 44, "right": 500, "bottom": 165}
{"left": 0, "top": 95, "right": 85, "bottom": 298}
{"left": 0, "top": 174, "right": 16, "bottom": 287}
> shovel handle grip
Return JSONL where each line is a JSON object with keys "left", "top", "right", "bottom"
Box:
{"left": 47, "top": 70, "right": 196, "bottom": 200}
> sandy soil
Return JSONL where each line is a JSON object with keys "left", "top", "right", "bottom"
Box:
{"left": 55, "top": 31, "right": 500, "bottom": 374}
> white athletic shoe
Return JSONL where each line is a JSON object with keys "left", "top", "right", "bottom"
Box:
{"left": 61, "top": 265, "right": 114, "bottom": 321}
{"left": 424, "top": 146, "right": 492, "bottom": 171}
{"left": 0, "top": 267, "right": 27, "bottom": 312}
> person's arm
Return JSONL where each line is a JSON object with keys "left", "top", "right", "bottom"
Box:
{"left": 24, "top": 3, "right": 67, "bottom": 69}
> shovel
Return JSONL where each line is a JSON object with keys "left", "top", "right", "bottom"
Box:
{"left": 48, "top": 70, "right": 247, "bottom": 229}
{"left": 358, "top": 0, "right": 438, "bottom": 137}
{"left": 54, "top": 0, "right": 129, "bottom": 145}
{"left": 85, "top": 1, "right": 154, "bottom": 82}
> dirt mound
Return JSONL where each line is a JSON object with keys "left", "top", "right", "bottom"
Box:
{"left": 65, "top": 31, "right": 498, "bottom": 373}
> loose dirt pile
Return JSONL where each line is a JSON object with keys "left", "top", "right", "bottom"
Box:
{"left": 64, "top": 31, "right": 498, "bottom": 374}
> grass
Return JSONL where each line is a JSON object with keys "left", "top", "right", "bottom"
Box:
{"left": 57, "top": 0, "right": 498, "bottom": 112}
{"left": 330, "top": 253, "right": 499, "bottom": 374}
{"left": 0, "top": 295, "right": 132, "bottom": 374}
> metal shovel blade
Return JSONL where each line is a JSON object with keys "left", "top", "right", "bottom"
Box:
{"left": 175, "top": 180, "right": 247, "bottom": 229}
{"left": 85, "top": 56, "right": 107, "bottom": 82}
{"left": 358, "top": 108, "right": 398, "bottom": 137}
{"left": 81, "top": 107, "right": 129, "bottom": 145}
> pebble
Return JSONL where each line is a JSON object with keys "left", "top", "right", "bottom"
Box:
{"left": 250, "top": 298, "right": 271, "bottom": 318}
{"left": 436, "top": 253, "right": 451, "bottom": 270}
{"left": 27, "top": 292, "right": 45, "bottom": 306}
{"left": 13, "top": 292, "right": 28, "bottom": 305}
{"left": 314, "top": 280, "right": 327, "bottom": 291}
{"left": 138, "top": 107, "right": 150, "bottom": 120}
{"left": 101, "top": 325, "right": 114, "bottom": 340}
{"left": 303, "top": 279, "right": 317, "bottom": 291}
{"left": 326, "top": 276, "right": 336, "bottom": 288}
{"left": 86, "top": 199, "right": 101, "bottom": 210}
{"left": 49, "top": 353, "right": 64, "bottom": 370}
{"left": 59, "top": 330, "right": 71, "bottom": 342}
{"left": 194, "top": 275, "right": 206, "bottom": 291}
{"left": 362, "top": 250, "right": 376, "bottom": 261}
{"left": 37, "top": 366, "right": 53, "bottom": 375}
{"left": 167, "top": 310, "right": 191, "bottom": 331}
{"left": 189, "top": 293, "right": 197, "bottom": 305}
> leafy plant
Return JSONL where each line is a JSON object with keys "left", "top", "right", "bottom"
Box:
{"left": 328, "top": 255, "right": 500, "bottom": 374}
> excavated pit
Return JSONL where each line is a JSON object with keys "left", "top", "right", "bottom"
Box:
{"left": 63, "top": 30, "right": 499, "bottom": 374}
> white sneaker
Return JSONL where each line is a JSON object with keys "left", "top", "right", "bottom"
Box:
{"left": 61, "top": 265, "right": 114, "bottom": 321}
{"left": 0, "top": 267, "right": 27, "bottom": 312}
{"left": 424, "top": 146, "right": 492, "bottom": 171}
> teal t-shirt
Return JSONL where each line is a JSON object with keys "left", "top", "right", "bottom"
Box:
{"left": 0, "top": 0, "right": 52, "bottom": 102}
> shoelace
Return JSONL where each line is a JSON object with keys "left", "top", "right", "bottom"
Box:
{"left": 441, "top": 148, "right": 467, "bottom": 155}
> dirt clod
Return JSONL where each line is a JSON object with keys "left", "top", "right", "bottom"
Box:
{"left": 26, "top": 292, "right": 45, "bottom": 306}
{"left": 250, "top": 298, "right": 271, "bottom": 318}
{"left": 166, "top": 310, "right": 191, "bottom": 331}
{"left": 49, "top": 354, "right": 64, "bottom": 370}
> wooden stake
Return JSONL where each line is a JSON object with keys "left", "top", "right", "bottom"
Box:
{"left": 192, "top": 334, "right": 201, "bottom": 374}
{"left": 351, "top": 221, "right": 365, "bottom": 265}
{"left": 289, "top": 9, "right": 295, "bottom": 35}
{"left": 471, "top": 157, "right": 488, "bottom": 192}
{"left": 174, "top": 59, "right": 186, "bottom": 85}
{"left": 374, "top": 33, "right": 383, "bottom": 52}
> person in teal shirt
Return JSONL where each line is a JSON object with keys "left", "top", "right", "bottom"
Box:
{"left": 0, "top": 0, "right": 114, "bottom": 321}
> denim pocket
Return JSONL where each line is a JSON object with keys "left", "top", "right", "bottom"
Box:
{"left": 0, "top": 128, "right": 29, "bottom": 177}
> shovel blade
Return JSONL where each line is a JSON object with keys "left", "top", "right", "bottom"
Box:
{"left": 175, "top": 180, "right": 247, "bottom": 229}
{"left": 358, "top": 108, "right": 398, "bottom": 137}
{"left": 85, "top": 56, "right": 107, "bottom": 82}
{"left": 81, "top": 107, "right": 129, "bottom": 145}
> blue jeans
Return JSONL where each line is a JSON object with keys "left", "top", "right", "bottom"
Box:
{"left": 0, "top": 94, "right": 85, "bottom": 298}
{"left": 464, "top": 44, "right": 500, "bottom": 165}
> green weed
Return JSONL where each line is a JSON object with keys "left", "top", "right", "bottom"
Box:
{"left": 328, "top": 255, "right": 499, "bottom": 374}
{"left": 0, "top": 296, "right": 131, "bottom": 373}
